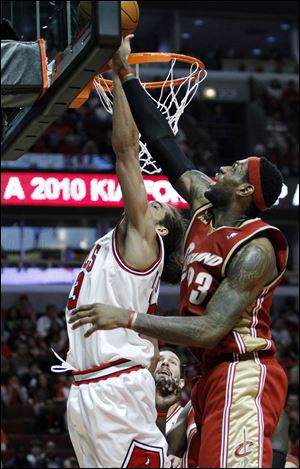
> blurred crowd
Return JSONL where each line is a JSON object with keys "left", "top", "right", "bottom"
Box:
{"left": 1, "top": 439, "right": 79, "bottom": 469}
{"left": 1, "top": 294, "right": 299, "bottom": 466}
{"left": 249, "top": 78, "right": 299, "bottom": 177}
{"left": 2, "top": 77, "right": 299, "bottom": 178}
{"left": 1, "top": 299, "right": 70, "bottom": 433}
{"left": 180, "top": 44, "right": 298, "bottom": 74}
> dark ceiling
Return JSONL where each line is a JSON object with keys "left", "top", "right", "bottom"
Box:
{"left": 139, "top": 1, "right": 299, "bottom": 19}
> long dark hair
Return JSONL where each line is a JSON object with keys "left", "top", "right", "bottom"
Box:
{"left": 159, "top": 206, "right": 187, "bottom": 284}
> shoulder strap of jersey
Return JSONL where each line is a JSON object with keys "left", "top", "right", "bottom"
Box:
{"left": 112, "top": 225, "right": 164, "bottom": 276}
{"left": 221, "top": 222, "right": 288, "bottom": 290}
{"left": 184, "top": 203, "right": 213, "bottom": 250}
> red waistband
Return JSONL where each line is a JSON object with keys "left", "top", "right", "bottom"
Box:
{"left": 72, "top": 364, "right": 143, "bottom": 386}
{"left": 72, "top": 358, "right": 130, "bottom": 376}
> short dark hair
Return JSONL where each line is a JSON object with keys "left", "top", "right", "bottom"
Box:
{"left": 247, "top": 157, "right": 283, "bottom": 215}
{"left": 260, "top": 157, "right": 283, "bottom": 208}
{"left": 159, "top": 207, "right": 188, "bottom": 284}
{"left": 159, "top": 347, "right": 184, "bottom": 377}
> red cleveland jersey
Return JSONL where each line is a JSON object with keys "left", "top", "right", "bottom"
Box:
{"left": 182, "top": 406, "right": 199, "bottom": 468}
{"left": 180, "top": 203, "right": 288, "bottom": 366}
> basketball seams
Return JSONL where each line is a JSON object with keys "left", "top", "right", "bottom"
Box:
{"left": 121, "top": 2, "right": 139, "bottom": 26}
{"left": 121, "top": 9, "right": 137, "bottom": 25}
{"left": 80, "top": 1, "right": 139, "bottom": 34}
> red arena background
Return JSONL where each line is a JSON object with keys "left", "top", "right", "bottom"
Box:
{"left": 1, "top": 172, "right": 189, "bottom": 208}
{"left": 1, "top": 172, "right": 298, "bottom": 208}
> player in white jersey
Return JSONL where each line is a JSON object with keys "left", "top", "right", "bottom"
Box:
{"left": 52, "top": 58, "right": 186, "bottom": 468}
{"left": 154, "top": 349, "right": 185, "bottom": 435}
{"left": 153, "top": 349, "right": 187, "bottom": 469}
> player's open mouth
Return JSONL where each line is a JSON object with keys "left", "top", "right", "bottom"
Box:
{"left": 159, "top": 369, "right": 171, "bottom": 376}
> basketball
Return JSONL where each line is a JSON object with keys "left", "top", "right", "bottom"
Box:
{"left": 79, "top": 1, "right": 140, "bottom": 36}
{"left": 120, "top": 1, "right": 140, "bottom": 36}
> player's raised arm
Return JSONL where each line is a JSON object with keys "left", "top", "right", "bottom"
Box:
{"left": 113, "top": 36, "right": 211, "bottom": 211}
{"left": 112, "top": 63, "right": 159, "bottom": 264}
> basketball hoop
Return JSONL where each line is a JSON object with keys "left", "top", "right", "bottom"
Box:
{"left": 77, "top": 52, "right": 207, "bottom": 174}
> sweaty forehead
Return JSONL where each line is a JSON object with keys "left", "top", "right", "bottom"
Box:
{"left": 160, "top": 351, "right": 180, "bottom": 363}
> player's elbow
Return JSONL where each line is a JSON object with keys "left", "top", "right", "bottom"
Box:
{"left": 113, "top": 144, "right": 139, "bottom": 161}
{"left": 203, "top": 338, "right": 218, "bottom": 349}
{"left": 112, "top": 132, "right": 139, "bottom": 154}
{"left": 204, "top": 337, "right": 220, "bottom": 349}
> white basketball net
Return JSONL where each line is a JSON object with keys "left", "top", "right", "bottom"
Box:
{"left": 94, "top": 58, "right": 207, "bottom": 174}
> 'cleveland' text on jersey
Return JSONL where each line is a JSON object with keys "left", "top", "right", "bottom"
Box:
{"left": 180, "top": 203, "right": 288, "bottom": 368}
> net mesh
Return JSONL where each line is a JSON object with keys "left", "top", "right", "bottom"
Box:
{"left": 93, "top": 57, "right": 207, "bottom": 174}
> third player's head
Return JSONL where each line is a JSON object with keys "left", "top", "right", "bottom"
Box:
{"left": 149, "top": 201, "right": 187, "bottom": 284}
{"left": 204, "top": 157, "right": 283, "bottom": 216}
{"left": 154, "top": 349, "right": 184, "bottom": 384}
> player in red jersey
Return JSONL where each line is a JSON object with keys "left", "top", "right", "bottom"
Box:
{"left": 69, "top": 37, "right": 289, "bottom": 468}
{"left": 167, "top": 406, "right": 297, "bottom": 468}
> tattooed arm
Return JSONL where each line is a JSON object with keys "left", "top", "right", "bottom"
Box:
{"left": 174, "top": 170, "right": 212, "bottom": 212}
{"left": 69, "top": 238, "right": 278, "bottom": 348}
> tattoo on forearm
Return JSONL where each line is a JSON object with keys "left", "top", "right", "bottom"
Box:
{"left": 133, "top": 291, "right": 240, "bottom": 349}
{"left": 133, "top": 243, "right": 275, "bottom": 349}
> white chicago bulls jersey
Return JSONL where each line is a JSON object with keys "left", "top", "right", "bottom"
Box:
{"left": 65, "top": 225, "right": 164, "bottom": 371}
{"left": 166, "top": 403, "right": 184, "bottom": 433}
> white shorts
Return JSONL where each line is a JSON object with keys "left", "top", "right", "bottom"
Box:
{"left": 67, "top": 366, "right": 170, "bottom": 468}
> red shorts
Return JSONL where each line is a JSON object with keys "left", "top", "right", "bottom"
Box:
{"left": 191, "top": 355, "right": 287, "bottom": 468}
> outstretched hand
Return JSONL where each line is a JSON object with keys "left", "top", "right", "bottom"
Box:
{"left": 155, "top": 376, "right": 182, "bottom": 412}
{"left": 68, "top": 303, "right": 130, "bottom": 337}
{"left": 156, "top": 376, "right": 182, "bottom": 396}
{"left": 111, "top": 34, "right": 134, "bottom": 73}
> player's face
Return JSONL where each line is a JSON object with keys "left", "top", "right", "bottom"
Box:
{"left": 205, "top": 159, "right": 249, "bottom": 207}
{"left": 149, "top": 201, "right": 171, "bottom": 224}
{"left": 154, "top": 350, "right": 182, "bottom": 380}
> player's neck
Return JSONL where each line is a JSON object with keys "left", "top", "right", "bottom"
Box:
{"left": 211, "top": 207, "right": 249, "bottom": 229}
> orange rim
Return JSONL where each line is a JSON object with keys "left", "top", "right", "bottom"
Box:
{"left": 95, "top": 52, "right": 206, "bottom": 91}
{"left": 69, "top": 52, "right": 205, "bottom": 108}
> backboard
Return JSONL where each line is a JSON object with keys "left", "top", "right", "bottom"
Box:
{"left": 1, "top": 1, "right": 121, "bottom": 161}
